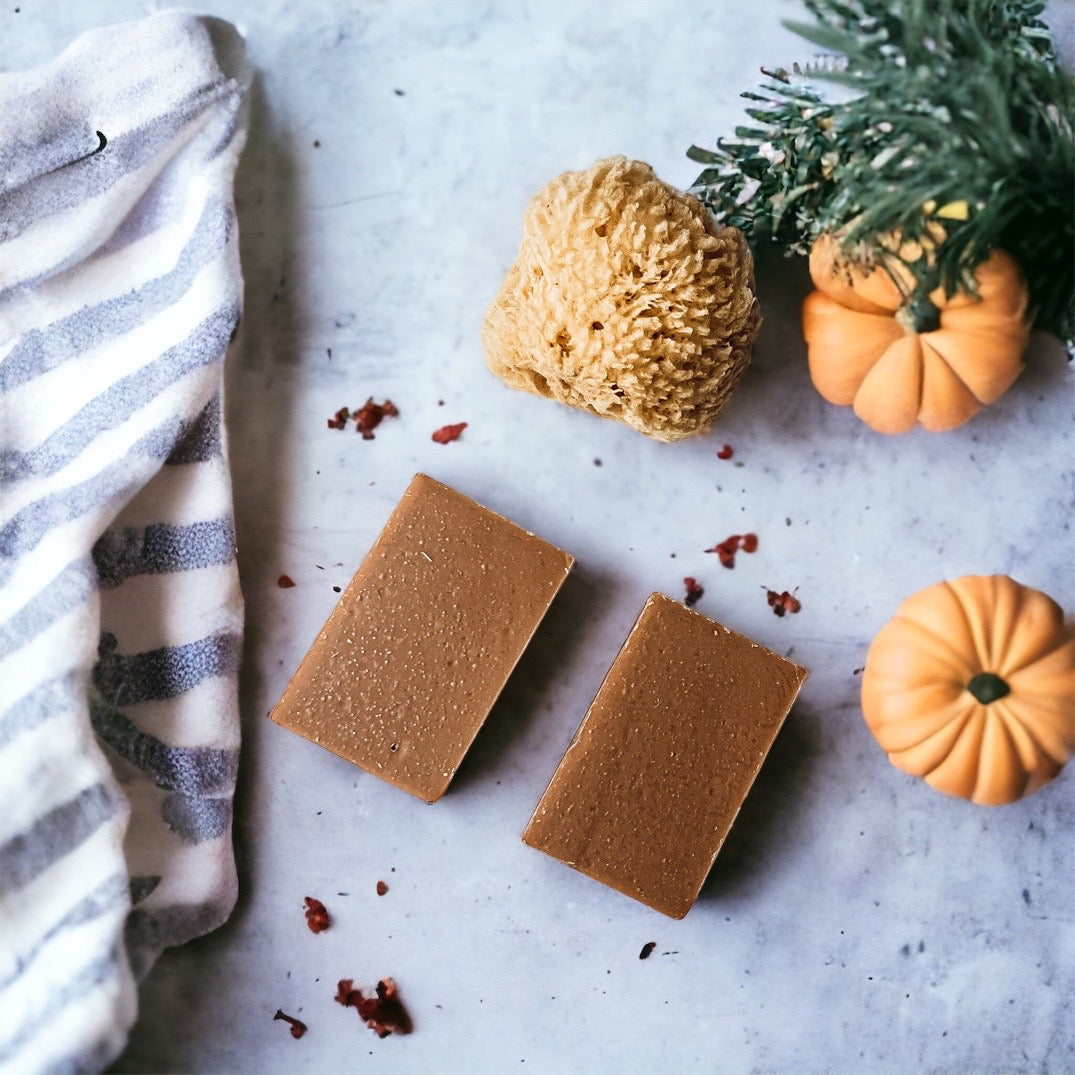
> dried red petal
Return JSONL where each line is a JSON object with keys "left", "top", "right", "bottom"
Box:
{"left": 274, "top": 1010, "right": 308, "bottom": 1039}
{"left": 354, "top": 397, "right": 399, "bottom": 440}
{"left": 432, "top": 422, "right": 467, "bottom": 444}
{"left": 704, "top": 532, "right": 757, "bottom": 569}
{"left": 327, "top": 406, "right": 351, "bottom": 430}
{"left": 639, "top": 941, "right": 657, "bottom": 960}
{"left": 303, "top": 896, "right": 330, "bottom": 934}
{"left": 278, "top": 574, "right": 296, "bottom": 589}
{"left": 335, "top": 977, "right": 412, "bottom": 1037}
{"left": 764, "top": 588, "right": 801, "bottom": 617}
{"left": 716, "top": 443, "right": 734, "bottom": 460}
{"left": 682, "top": 577, "right": 704, "bottom": 607}
{"left": 376, "top": 880, "right": 388, "bottom": 896}
{"left": 704, "top": 538, "right": 738, "bottom": 568}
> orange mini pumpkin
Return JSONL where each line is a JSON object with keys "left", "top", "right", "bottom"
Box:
{"left": 802, "top": 233, "right": 1030, "bottom": 433}
{"left": 862, "top": 575, "right": 1075, "bottom": 805}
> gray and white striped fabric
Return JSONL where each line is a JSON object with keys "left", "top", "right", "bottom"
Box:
{"left": 0, "top": 14, "right": 249, "bottom": 1074}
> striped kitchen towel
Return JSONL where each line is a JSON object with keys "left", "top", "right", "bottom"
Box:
{"left": 0, "top": 13, "right": 249, "bottom": 1074}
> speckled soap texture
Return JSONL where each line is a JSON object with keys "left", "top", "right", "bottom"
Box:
{"left": 271, "top": 474, "right": 573, "bottom": 802}
{"left": 524, "top": 593, "right": 808, "bottom": 918}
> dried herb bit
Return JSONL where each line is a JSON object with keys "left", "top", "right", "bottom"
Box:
{"left": 716, "top": 443, "right": 734, "bottom": 460}
{"left": 432, "top": 421, "right": 467, "bottom": 444}
{"left": 765, "top": 587, "right": 802, "bottom": 617}
{"left": 336, "top": 978, "right": 413, "bottom": 1038}
{"left": 704, "top": 533, "right": 758, "bottom": 569}
{"left": 274, "top": 1010, "right": 308, "bottom": 1039}
{"left": 639, "top": 941, "right": 657, "bottom": 960}
{"left": 706, "top": 537, "right": 737, "bottom": 569}
{"left": 376, "top": 880, "right": 388, "bottom": 896}
{"left": 278, "top": 574, "right": 296, "bottom": 589}
{"left": 683, "top": 577, "right": 704, "bottom": 607}
{"left": 327, "top": 406, "right": 350, "bottom": 430}
{"left": 327, "top": 399, "right": 399, "bottom": 436}
{"left": 303, "top": 896, "right": 330, "bottom": 934}
{"left": 687, "top": 0, "right": 1075, "bottom": 345}
{"left": 355, "top": 397, "right": 399, "bottom": 439}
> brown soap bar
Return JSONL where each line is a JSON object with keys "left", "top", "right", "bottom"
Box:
{"left": 523, "top": 592, "right": 807, "bottom": 918}
{"left": 271, "top": 474, "right": 573, "bottom": 802}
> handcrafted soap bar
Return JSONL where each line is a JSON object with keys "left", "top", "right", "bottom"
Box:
{"left": 271, "top": 474, "right": 573, "bottom": 802}
{"left": 524, "top": 592, "right": 807, "bottom": 918}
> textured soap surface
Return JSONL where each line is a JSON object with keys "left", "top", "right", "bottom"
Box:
{"left": 524, "top": 592, "right": 808, "bottom": 918}
{"left": 271, "top": 473, "right": 574, "bottom": 802}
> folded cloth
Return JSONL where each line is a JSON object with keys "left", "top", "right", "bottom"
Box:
{"left": 0, "top": 13, "right": 249, "bottom": 1074}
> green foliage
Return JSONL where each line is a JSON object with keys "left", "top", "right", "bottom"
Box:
{"left": 688, "top": 0, "right": 1075, "bottom": 343}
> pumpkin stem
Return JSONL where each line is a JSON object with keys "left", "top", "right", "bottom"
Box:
{"left": 898, "top": 293, "right": 942, "bottom": 333}
{"left": 967, "top": 671, "right": 1011, "bottom": 704}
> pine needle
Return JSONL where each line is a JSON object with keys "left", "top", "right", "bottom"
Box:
{"left": 688, "top": 0, "right": 1075, "bottom": 344}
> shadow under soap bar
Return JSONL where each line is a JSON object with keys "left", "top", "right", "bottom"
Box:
{"left": 271, "top": 473, "right": 574, "bottom": 802}
{"left": 523, "top": 592, "right": 808, "bottom": 918}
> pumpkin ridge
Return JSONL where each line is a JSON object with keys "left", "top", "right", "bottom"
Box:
{"left": 808, "top": 232, "right": 904, "bottom": 314}
{"left": 972, "top": 709, "right": 1027, "bottom": 805}
{"left": 992, "top": 700, "right": 1042, "bottom": 768}
{"left": 918, "top": 334, "right": 960, "bottom": 375}
{"left": 813, "top": 271, "right": 897, "bottom": 314}
{"left": 887, "top": 611, "right": 978, "bottom": 682}
{"left": 946, "top": 578, "right": 996, "bottom": 674}
{"left": 993, "top": 698, "right": 1059, "bottom": 770}
{"left": 803, "top": 294, "right": 905, "bottom": 406}
{"left": 866, "top": 684, "right": 970, "bottom": 746}
{"left": 917, "top": 339, "right": 982, "bottom": 431}
{"left": 985, "top": 574, "right": 1026, "bottom": 671}
{"left": 1006, "top": 663, "right": 1075, "bottom": 698}
{"left": 924, "top": 323, "right": 1026, "bottom": 406}
{"left": 886, "top": 701, "right": 974, "bottom": 771}
{"left": 919, "top": 707, "right": 974, "bottom": 780}
{"left": 992, "top": 599, "right": 1073, "bottom": 679}
{"left": 853, "top": 333, "right": 924, "bottom": 434}
{"left": 997, "top": 694, "right": 1075, "bottom": 765}
{"left": 922, "top": 706, "right": 987, "bottom": 801}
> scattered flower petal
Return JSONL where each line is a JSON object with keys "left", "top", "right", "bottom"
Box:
{"left": 764, "top": 587, "right": 801, "bottom": 617}
{"left": 336, "top": 978, "right": 413, "bottom": 1037}
{"left": 303, "top": 896, "right": 330, "bottom": 933}
{"left": 432, "top": 422, "right": 467, "bottom": 444}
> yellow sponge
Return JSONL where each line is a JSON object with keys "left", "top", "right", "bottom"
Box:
{"left": 482, "top": 157, "right": 760, "bottom": 442}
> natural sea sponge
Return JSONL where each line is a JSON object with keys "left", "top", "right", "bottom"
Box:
{"left": 482, "top": 157, "right": 761, "bottom": 442}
